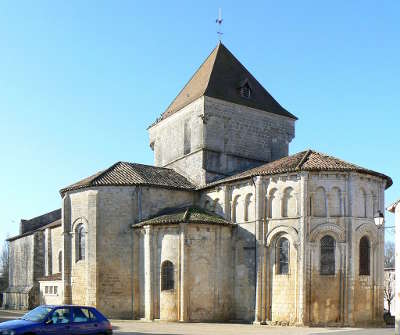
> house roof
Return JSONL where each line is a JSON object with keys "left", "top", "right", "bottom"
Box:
{"left": 202, "top": 149, "right": 392, "bottom": 189}
{"left": 132, "top": 206, "right": 232, "bottom": 228}
{"left": 60, "top": 161, "right": 195, "bottom": 195}
{"left": 38, "top": 273, "right": 62, "bottom": 282}
{"left": 387, "top": 199, "right": 400, "bottom": 213}
{"left": 7, "top": 219, "right": 62, "bottom": 242}
{"left": 151, "top": 42, "right": 296, "bottom": 127}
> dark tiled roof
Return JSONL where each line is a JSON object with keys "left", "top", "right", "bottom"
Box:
{"left": 202, "top": 150, "right": 392, "bottom": 189}
{"left": 38, "top": 273, "right": 62, "bottom": 281}
{"left": 151, "top": 42, "right": 296, "bottom": 126}
{"left": 7, "top": 209, "right": 62, "bottom": 242}
{"left": 132, "top": 206, "right": 232, "bottom": 228}
{"left": 7, "top": 219, "right": 62, "bottom": 242}
{"left": 60, "top": 161, "right": 195, "bottom": 194}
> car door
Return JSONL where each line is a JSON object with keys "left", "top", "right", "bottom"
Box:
{"left": 71, "top": 307, "right": 98, "bottom": 334}
{"left": 42, "top": 307, "right": 74, "bottom": 335}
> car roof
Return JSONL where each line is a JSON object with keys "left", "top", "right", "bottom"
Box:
{"left": 41, "top": 305, "right": 96, "bottom": 309}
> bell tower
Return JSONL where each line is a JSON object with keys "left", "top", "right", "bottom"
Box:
{"left": 148, "top": 43, "right": 296, "bottom": 186}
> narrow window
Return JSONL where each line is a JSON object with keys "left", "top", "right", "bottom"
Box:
{"left": 359, "top": 236, "right": 370, "bottom": 275}
{"left": 240, "top": 82, "right": 251, "bottom": 99}
{"left": 360, "top": 188, "right": 367, "bottom": 218}
{"left": 77, "top": 225, "right": 86, "bottom": 261}
{"left": 277, "top": 237, "right": 289, "bottom": 274}
{"left": 58, "top": 251, "right": 63, "bottom": 273}
{"left": 282, "top": 187, "right": 296, "bottom": 217}
{"left": 45, "top": 286, "right": 49, "bottom": 294}
{"left": 320, "top": 235, "right": 335, "bottom": 275}
{"left": 244, "top": 194, "right": 252, "bottom": 222}
{"left": 232, "top": 195, "right": 240, "bottom": 223}
{"left": 313, "top": 187, "right": 327, "bottom": 217}
{"left": 161, "top": 261, "right": 174, "bottom": 291}
{"left": 267, "top": 189, "right": 278, "bottom": 218}
{"left": 54, "top": 286, "right": 58, "bottom": 295}
{"left": 183, "top": 119, "right": 191, "bottom": 155}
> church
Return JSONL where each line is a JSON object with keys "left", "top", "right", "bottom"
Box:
{"left": 4, "top": 42, "right": 392, "bottom": 326}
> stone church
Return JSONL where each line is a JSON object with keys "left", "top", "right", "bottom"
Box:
{"left": 4, "top": 42, "right": 392, "bottom": 326}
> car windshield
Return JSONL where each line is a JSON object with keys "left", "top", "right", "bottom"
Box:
{"left": 21, "top": 306, "right": 53, "bottom": 322}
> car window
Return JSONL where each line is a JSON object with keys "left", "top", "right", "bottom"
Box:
{"left": 22, "top": 306, "right": 52, "bottom": 322}
{"left": 51, "top": 308, "right": 70, "bottom": 324}
{"left": 89, "top": 309, "right": 98, "bottom": 321}
{"left": 72, "top": 307, "right": 92, "bottom": 323}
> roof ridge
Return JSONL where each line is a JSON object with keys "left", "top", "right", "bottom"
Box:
{"left": 149, "top": 43, "right": 220, "bottom": 128}
{"left": 91, "top": 161, "right": 121, "bottom": 184}
{"left": 118, "top": 161, "right": 180, "bottom": 172}
{"left": 295, "top": 149, "right": 313, "bottom": 170}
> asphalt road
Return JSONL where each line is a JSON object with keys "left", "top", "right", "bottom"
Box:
{"left": 0, "top": 309, "right": 394, "bottom": 334}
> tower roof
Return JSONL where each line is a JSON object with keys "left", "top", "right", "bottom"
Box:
{"left": 152, "top": 42, "right": 297, "bottom": 126}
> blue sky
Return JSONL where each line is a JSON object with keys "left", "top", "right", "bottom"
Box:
{"left": 0, "top": 1, "right": 399, "bottom": 244}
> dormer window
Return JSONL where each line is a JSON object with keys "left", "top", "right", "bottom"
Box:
{"left": 239, "top": 80, "right": 252, "bottom": 99}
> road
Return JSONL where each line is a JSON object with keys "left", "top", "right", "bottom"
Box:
{"left": 0, "top": 310, "right": 394, "bottom": 334}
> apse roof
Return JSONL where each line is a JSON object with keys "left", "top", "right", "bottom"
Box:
{"left": 202, "top": 149, "right": 392, "bottom": 189}
{"left": 132, "top": 206, "right": 232, "bottom": 228}
{"left": 60, "top": 161, "right": 195, "bottom": 195}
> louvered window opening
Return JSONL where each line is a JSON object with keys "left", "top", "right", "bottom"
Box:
{"left": 359, "top": 236, "right": 370, "bottom": 275}
{"left": 320, "top": 235, "right": 335, "bottom": 275}
{"left": 278, "top": 237, "right": 289, "bottom": 274}
{"left": 240, "top": 84, "right": 251, "bottom": 99}
{"left": 161, "top": 261, "right": 174, "bottom": 291}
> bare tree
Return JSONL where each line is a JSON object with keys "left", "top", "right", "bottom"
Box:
{"left": 384, "top": 271, "right": 395, "bottom": 315}
{"left": 385, "top": 241, "right": 395, "bottom": 268}
{"left": 0, "top": 240, "right": 9, "bottom": 293}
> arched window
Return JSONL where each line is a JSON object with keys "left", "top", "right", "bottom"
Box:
{"left": 77, "top": 224, "right": 86, "bottom": 261}
{"left": 244, "top": 194, "right": 253, "bottom": 222}
{"left": 232, "top": 195, "right": 240, "bottom": 223}
{"left": 329, "top": 187, "right": 342, "bottom": 217}
{"left": 277, "top": 237, "right": 289, "bottom": 274}
{"left": 359, "top": 188, "right": 367, "bottom": 218}
{"left": 204, "top": 200, "right": 210, "bottom": 211}
{"left": 313, "top": 187, "right": 327, "bottom": 217}
{"left": 161, "top": 261, "right": 174, "bottom": 291}
{"left": 58, "top": 251, "right": 62, "bottom": 273}
{"left": 359, "top": 236, "right": 370, "bottom": 275}
{"left": 320, "top": 235, "right": 335, "bottom": 275}
{"left": 267, "top": 189, "right": 279, "bottom": 218}
{"left": 282, "top": 187, "right": 296, "bottom": 217}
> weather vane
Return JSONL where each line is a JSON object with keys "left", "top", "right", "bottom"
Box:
{"left": 216, "top": 8, "right": 223, "bottom": 41}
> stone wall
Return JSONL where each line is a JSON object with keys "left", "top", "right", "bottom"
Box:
{"left": 149, "top": 96, "right": 295, "bottom": 186}
{"left": 199, "top": 170, "right": 387, "bottom": 325}
{"left": 149, "top": 98, "right": 205, "bottom": 185}
{"left": 134, "top": 222, "right": 233, "bottom": 322}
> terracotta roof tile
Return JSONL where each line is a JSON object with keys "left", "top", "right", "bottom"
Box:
{"left": 132, "top": 206, "right": 232, "bottom": 228}
{"left": 202, "top": 150, "right": 392, "bottom": 189}
{"left": 60, "top": 161, "right": 195, "bottom": 195}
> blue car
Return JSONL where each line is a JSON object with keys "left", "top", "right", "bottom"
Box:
{"left": 0, "top": 305, "right": 113, "bottom": 335}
